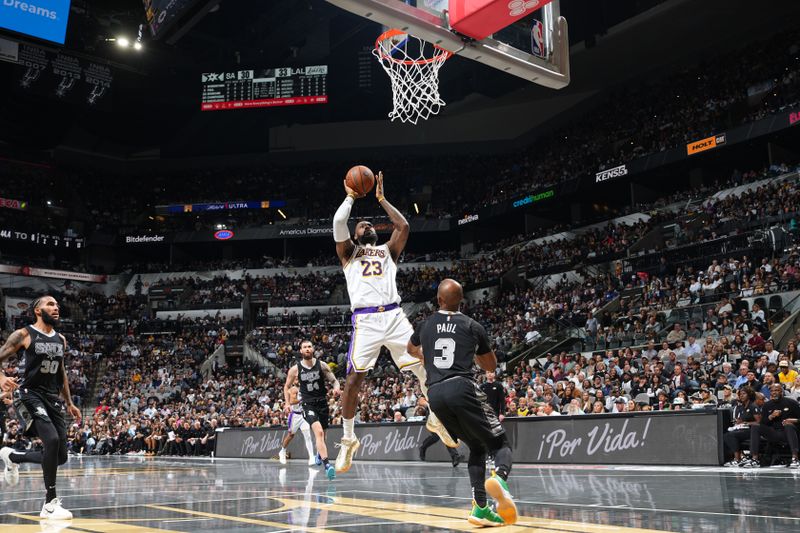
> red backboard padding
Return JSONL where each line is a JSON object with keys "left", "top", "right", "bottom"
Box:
{"left": 449, "top": 0, "right": 555, "bottom": 41}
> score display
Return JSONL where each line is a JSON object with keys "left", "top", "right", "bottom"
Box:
{"left": 200, "top": 66, "right": 328, "bottom": 111}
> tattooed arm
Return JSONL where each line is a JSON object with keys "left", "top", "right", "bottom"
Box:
{"left": 320, "top": 360, "right": 341, "bottom": 396}
{"left": 0, "top": 328, "right": 28, "bottom": 392}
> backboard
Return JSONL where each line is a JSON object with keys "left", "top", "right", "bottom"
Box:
{"left": 324, "top": 0, "right": 570, "bottom": 89}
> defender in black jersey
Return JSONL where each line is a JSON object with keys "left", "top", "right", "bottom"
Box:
{"left": 408, "top": 279, "right": 517, "bottom": 527}
{"left": 0, "top": 295, "right": 81, "bottom": 520}
{"left": 283, "top": 340, "right": 341, "bottom": 479}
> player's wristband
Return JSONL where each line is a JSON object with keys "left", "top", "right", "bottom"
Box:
{"left": 347, "top": 193, "right": 357, "bottom": 200}
{"left": 377, "top": 196, "right": 385, "bottom": 204}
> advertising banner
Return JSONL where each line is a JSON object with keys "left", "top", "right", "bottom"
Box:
{"left": 511, "top": 189, "right": 555, "bottom": 209}
{"left": 457, "top": 214, "right": 479, "bottom": 226}
{"left": 23, "top": 267, "right": 106, "bottom": 283}
{"left": 122, "top": 234, "right": 170, "bottom": 245}
{"left": 0, "top": 197, "right": 27, "bottom": 210}
{"left": 595, "top": 164, "right": 629, "bottom": 184}
{"left": 216, "top": 411, "right": 722, "bottom": 465}
{"left": 686, "top": 133, "right": 727, "bottom": 155}
{"left": 790, "top": 110, "right": 800, "bottom": 127}
{"left": 0, "top": 0, "right": 71, "bottom": 44}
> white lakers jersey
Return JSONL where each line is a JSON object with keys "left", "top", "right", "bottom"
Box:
{"left": 344, "top": 243, "right": 401, "bottom": 310}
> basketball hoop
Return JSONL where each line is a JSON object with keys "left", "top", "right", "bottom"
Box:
{"left": 373, "top": 29, "right": 452, "bottom": 125}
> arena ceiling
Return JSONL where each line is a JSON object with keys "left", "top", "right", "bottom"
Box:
{"left": 0, "top": 0, "right": 798, "bottom": 160}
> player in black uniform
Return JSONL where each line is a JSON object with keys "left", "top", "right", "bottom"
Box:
{"left": 0, "top": 295, "right": 81, "bottom": 520}
{"left": 283, "top": 340, "right": 340, "bottom": 480}
{"left": 408, "top": 279, "right": 516, "bottom": 527}
{"left": 480, "top": 372, "right": 506, "bottom": 421}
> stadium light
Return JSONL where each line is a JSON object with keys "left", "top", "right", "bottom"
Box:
{"left": 133, "top": 42, "right": 143, "bottom": 51}
{"left": 413, "top": 203, "right": 419, "bottom": 214}
{"left": 278, "top": 209, "right": 287, "bottom": 219}
{"left": 117, "top": 37, "right": 130, "bottom": 48}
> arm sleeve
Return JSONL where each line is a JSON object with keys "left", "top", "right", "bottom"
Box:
{"left": 472, "top": 320, "right": 492, "bottom": 355}
{"left": 333, "top": 196, "right": 354, "bottom": 242}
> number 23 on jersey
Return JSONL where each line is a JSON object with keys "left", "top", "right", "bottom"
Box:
{"left": 360, "top": 260, "right": 383, "bottom": 277}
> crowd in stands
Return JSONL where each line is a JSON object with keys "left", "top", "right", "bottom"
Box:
{"left": 1, "top": 27, "right": 799, "bottom": 459}
{"left": 1, "top": 28, "right": 797, "bottom": 240}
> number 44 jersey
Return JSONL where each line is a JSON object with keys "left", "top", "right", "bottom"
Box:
{"left": 411, "top": 311, "right": 492, "bottom": 388}
{"left": 19, "top": 325, "right": 65, "bottom": 397}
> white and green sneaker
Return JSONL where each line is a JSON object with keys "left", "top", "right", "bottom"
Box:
{"left": 467, "top": 501, "right": 505, "bottom": 527}
{"left": 485, "top": 473, "right": 518, "bottom": 525}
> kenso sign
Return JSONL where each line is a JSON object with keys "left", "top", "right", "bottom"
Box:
{"left": 595, "top": 164, "right": 628, "bottom": 184}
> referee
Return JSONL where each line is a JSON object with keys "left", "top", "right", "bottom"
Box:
{"left": 407, "top": 278, "right": 517, "bottom": 527}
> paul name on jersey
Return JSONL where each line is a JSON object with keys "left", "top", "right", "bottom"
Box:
{"left": 437, "top": 323, "right": 457, "bottom": 335}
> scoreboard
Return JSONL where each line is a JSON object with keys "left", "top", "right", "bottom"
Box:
{"left": 201, "top": 66, "right": 328, "bottom": 111}
{"left": 143, "top": 0, "right": 202, "bottom": 39}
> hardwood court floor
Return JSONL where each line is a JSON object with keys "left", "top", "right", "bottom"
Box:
{"left": 1, "top": 455, "right": 799, "bottom": 532}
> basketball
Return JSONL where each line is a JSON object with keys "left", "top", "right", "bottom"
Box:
{"left": 345, "top": 165, "right": 375, "bottom": 196}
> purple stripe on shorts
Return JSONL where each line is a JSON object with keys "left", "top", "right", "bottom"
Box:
{"left": 346, "top": 312, "right": 357, "bottom": 374}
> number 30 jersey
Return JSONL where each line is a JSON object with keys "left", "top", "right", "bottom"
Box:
{"left": 343, "top": 243, "right": 401, "bottom": 310}
{"left": 18, "top": 325, "right": 65, "bottom": 397}
{"left": 411, "top": 311, "right": 492, "bottom": 387}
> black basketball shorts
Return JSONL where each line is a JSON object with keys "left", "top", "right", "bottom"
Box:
{"left": 302, "top": 400, "right": 330, "bottom": 431}
{"left": 427, "top": 376, "right": 505, "bottom": 451}
{"left": 13, "top": 389, "right": 67, "bottom": 438}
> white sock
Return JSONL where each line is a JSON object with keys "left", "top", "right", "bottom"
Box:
{"left": 343, "top": 417, "right": 355, "bottom": 440}
{"left": 301, "top": 427, "right": 314, "bottom": 458}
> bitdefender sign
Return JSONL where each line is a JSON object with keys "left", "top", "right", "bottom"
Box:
{"left": 125, "top": 235, "right": 166, "bottom": 244}
{"left": 595, "top": 164, "right": 628, "bottom": 184}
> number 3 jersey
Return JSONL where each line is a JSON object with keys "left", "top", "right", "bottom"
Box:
{"left": 411, "top": 311, "right": 492, "bottom": 387}
{"left": 18, "top": 325, "right": 65, "bottom": 397}
{"left": 343, "top": 244, "right": 401, "bottom": 310}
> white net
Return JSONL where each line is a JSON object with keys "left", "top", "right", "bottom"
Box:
{"left": 373, "top": 30, "right": 451, "bottom": 125}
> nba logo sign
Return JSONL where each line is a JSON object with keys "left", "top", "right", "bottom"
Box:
{"left": 531, "top": 20, "right": 545, "bottom": 59}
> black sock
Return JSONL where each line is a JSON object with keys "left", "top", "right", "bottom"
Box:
{"left": 489, "top": 435, "right": 513, "bottom": 476}
{"left": 46, "top": 485, "right": 57, "bottom": 503}
{"left": 492, "top": 444, "right": 512, "bottom": 482}
{"left": 467, "top": 451, "right": 487, "bottom": 507}
{"left": 322, "top": 458, "right": 330, "bottom": 467}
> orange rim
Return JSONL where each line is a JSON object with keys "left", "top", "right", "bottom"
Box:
{"left": 374, "top": 28, "right": 452, "bottom": 66}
